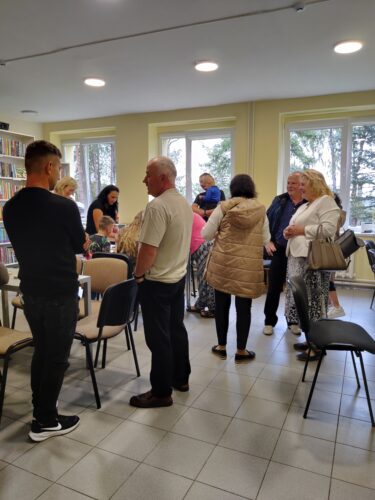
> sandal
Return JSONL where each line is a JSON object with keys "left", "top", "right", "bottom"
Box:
{"left": 297, "top": 350, "right": 322, "bottom": 361}
{"left": 211, "top": 345, "right": 227, "bottom": 359}
{"left": 186, "top": 305, "right": 201, "bottom": 313}
{"left": 235, "top": 350, "right": 256, "bottom": 363}
{"left": 200, "top": 309, "right": 215, "bottom": 318}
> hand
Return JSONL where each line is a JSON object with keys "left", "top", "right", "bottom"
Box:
{"left": 83, "top": 233, "right": 91, "bottom": 251}
{"left": 283, "top": 224, "right": 304, "bottom": 239}
{"left": 265, "top": 241, "right": 276, "bottom": 256}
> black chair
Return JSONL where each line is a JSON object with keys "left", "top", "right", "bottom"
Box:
{"left": 289, "top": 276, "right": 375, "bottom": 426}
{"left": 74, "top": 278, "right": 140, "bottom": 408}
{"left": 364, "top": 242, "right": 375, "bottom": 309}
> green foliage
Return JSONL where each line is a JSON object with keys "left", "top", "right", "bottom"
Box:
{"left": 200, "top": 137, "right": 232, "bottom": 198}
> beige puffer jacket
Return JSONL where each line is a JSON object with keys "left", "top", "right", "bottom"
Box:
{"left": 205, "top": 197, "right": 266, "bottom": 298}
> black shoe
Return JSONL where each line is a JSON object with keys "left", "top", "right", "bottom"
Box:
{"left": 293, "top": 342, "right": 309, "bottom": 352}
{"left": 211, "top": 345, "right": 227, "bottom": 359}
{"left": 173, "top": 383, "right": 189, "bottom": 392}
{"left": 129, "top": 390, "right": 173, "bottom": 408}
{"left": 235, "top": 350, "right": 256, "bottom": 363}
{"left": 29, "top": 415, "right": 80, "bottom": 442}
{"left": 297, "top": 351, "right": 322, "bottom": 361}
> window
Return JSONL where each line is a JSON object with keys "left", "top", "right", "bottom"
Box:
{"left": 160, "top": 130, "right": 233, "bottom": 203}
{"left": 62, "top": 138, "right": 116, "bottom": 216}
{"left": 285, "top": 119, "right": 375, "bottom": 231}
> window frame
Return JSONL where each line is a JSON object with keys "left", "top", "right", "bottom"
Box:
{"left": 159, "top": 128, "right": 234, "bottom": 203}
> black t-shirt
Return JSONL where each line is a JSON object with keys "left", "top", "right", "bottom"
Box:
{"left": 86, "top": 199, "right": 117, "bottom": 235}
{"left": 3, "top": 188, "right": 86, "bottom": 297}
{"left": 193, "top": 189, "right": 226, "bottom": 220}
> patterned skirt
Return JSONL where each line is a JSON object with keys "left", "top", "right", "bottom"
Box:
{"left": 285, "top": 256, "right": 330, "bottom": 324}
{"left": 191, "top": 241, "right": 215, "bottom": 311}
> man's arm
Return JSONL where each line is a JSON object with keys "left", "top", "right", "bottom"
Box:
{"left": 134, "top": 242, "right": 158, "bottom": 282}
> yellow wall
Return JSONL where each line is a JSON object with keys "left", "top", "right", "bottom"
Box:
{"left": 43, "top": 90, "right": 375, "bottom": 282}
{"left": 0, "top": 115, "right": 42, "bottom": 140}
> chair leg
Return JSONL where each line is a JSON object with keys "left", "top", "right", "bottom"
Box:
{"left": 191, "top": 263, "right": 197, "bottom": 297}
{"left": 84, "top": 340, "right": 101, "bottom": 409}
{"left": 301, "top": 347, "right": 311, "bottom": 382}
{"left": 350, "top": 351, "right": 361, "bottom": 389}
{"left": 94, "top": 341, "right": 101, "bottom": 368}
{"left": 134, "top": 304, "right": 139, "bottom": 332}
{"left": 0, "top": 357, "right": 10, "bottom": 425}
{"left": 358, "top": 352, "right": 375, "bottom": 427}
{"left": 11, "top": 307, "right": 17, "bottom": 330}
{"left": 303, "top": 350, "right": 325, "bottom": 419}
{"left": 371, "top": 290, "right": 375, "bottom": 309}
{"left": 101, "top": 339, "right": 108, "bottom": 369}
{"left": 127, "top": 324, "right": 140, "bottom": 377}
{"left": 124, "top": 329, "right": 131, "bottom": 350}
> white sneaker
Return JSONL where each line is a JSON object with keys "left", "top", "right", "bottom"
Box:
{"left": 288, "top": 324, "right": 301, "bottom": 335}
{"left": 263, "top": 325, "right": 274, "bottom": 336}
{"left": 327, "top": 306, "right": 345, "bottom": 319}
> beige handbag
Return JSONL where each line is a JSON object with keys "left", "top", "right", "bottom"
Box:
{"left": 307, "top": 224, "right": 348, "bottom": 271}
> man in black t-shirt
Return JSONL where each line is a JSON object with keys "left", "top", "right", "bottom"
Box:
{"left": 3, "top": 140, "right": 88, "bottom": 442}
{"left": 192, "top": 173, "right": 225, "bottom": 221}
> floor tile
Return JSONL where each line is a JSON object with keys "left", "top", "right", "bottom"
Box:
{"left": 171, "top": 407, "right": 231, "bottom": 444}
{"left": 337, "top": 416, "right": 375, "bottom": 451}
{"left": 0, "top": 420, "right": 37, "bottom": 463}
{"left": 333, "top": 443, "right": 375, "bottom": 489}
{"left": 89, "top": 387, "right": 137, "bottom": 418}
{"left": 97, "top": 420, "right": 165, "bottom": 461}
{"left": 292, "top": 384, "right": 341, "bottom": 414}
{"left": 112, "top": 463, "right": 192, "bottom": 500}
{"left": 283, "top": 405, "right": 338, "bottom": 441}
{"left": 235, "top": 395, "right": 289, "bottom": 428}
{"left": 185, "top": 481, "right": 246, "bottom": 499}
{"left": 145, "top": 432, "right": 214, "bottom": 479}
{"left": 129, "top": 402, "right": 187, "bottom": 430}
{"left": 224, "top": 360, "right": 266, "bottom": 377}
{"left": 3, "top": 388, "right": 32, "bottom": 420}
{"left": 249, "top": 378, "right": 297, "bottom": 404}
{"left": 257, "top": 461, "right": 330, "bottom": 500}
{"left": 188, "top": 365, "right": 220, "bottom": 386}
{"left": 192, "top": 387, "right": 245, "bottom": 417}
{"left": 58, "top": 448, "right": 138, "bottom": 499}
{"left": 209, "top": 371, "right": 255, "bottom": 394}
{"left": 259, "top": 364, "right": 302, "bottom": 385}
{"left": 330, "top": 478, "right": 375, "bottom": 500}
{"left": 340, "top": 394, "right": 375, "bottom": 422}
{"left": 219, "top": 418, "right": 280, "bottom": 459}
{"left": 172, "top": 383, "right": 206, "bottom": 406}
{"left": 272, "top": 430, "right": 334, "bottom": 476}
{"left": 65, "top": 408, "right": 123, "bottom": 445}
{"left": 13, "top": 436, "right": 91, "bottom": 481}
{"left": 38, "top": 484, "right": 93, "bottom": 500}
{"left": 0, "top": 464, "right": 51, "bottom": 500}
{"left": 197, "top": 446, "right": 268, "bottom": 498}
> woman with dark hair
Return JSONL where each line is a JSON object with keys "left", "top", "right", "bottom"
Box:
{"left": 202, "top": 174, "right": 270, "bottom": 363}
{"left": 86, "top": 184, "right": 119, "bottom": 235}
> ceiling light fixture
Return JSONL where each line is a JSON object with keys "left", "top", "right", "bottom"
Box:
{"left": 334, "top": 40, "right": 363, "bottom": 54}
{"left": 194, "top": 61, "right": 218, "bottom": 72}
{"left": 84, "top": 77, "right": 106, "bottom": 87}
{"left": 21, "top": 109, "right": 38, "bottom": 114}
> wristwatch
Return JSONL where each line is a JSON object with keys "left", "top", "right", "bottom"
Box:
{"left": 134, "top": 274, "right": 145, "bottom": 284}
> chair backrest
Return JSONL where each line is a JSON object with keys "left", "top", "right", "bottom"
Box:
{"left": 288, "top": 276, "right": 310, "bottom": 336}
{"left": 364, "top": 240, "right": 375, "bottom": 267}
{"left": 0, "top": 263, "right": 9, "bottom": 286}
{"left": 369, "top": 249, "right": 375, "bottom": 273}
{"left": 97, "top": 278, "right": 137, "bottom": 327}
{"left": 91, "top": 252, "right": 132, "bottom": 277}
{"left": 76, "top": 255, "right": 84, "bottom": 275}
{"left": 81, "top": 258, "right": 128, "bottom": 294}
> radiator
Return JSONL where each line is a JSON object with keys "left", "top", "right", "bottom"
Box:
{"left": 335, "top": 254, "right": 355, "bottom": 280}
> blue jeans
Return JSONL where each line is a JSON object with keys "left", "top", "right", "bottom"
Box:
{"left": 23, "top": 294, "right": 78, "bottom": 424}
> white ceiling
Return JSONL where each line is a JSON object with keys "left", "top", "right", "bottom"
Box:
{"left": 0, "top": 0, "right": 374, "bottom": 123}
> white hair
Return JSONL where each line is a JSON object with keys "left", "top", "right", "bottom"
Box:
{"left": 149, "top": 156, "right": 177, "bottom": 180}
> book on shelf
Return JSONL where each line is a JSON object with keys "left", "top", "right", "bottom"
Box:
{"left": 0, "top": 224, "right": 9, "bottom": 243}
{"left": 0, "top": 160, "right": 26, "bottom": 178}
{"left": 0, "top": 246, "right": 16, "bottom": 265}
{"left": 0, "top": 179, "right": 25, "bottom": 200}
{"left": 0, "top": 136, "right": 27, "bottom": 157}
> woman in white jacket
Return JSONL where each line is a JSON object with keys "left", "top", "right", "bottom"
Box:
{"left": 283, "top": 169, "right": 340, "bottom": 361}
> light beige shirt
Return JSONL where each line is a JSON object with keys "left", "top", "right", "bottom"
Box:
{"left": 286, "top": 195, "right": 340, "bottom": 258}
{"left": 139, "top": 188, "right": 193, "bottom": 283}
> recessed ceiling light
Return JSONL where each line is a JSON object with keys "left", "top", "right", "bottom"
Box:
{"left": 334, "top": 40, "right": 363, "bottom": 54}
{"left": 194, "top": 61, "right": 219, "bottom": 72}
{"left": 84, "top": 77, "right": 106, "bottom": 87}
{"left": 21, "top": 109, "right": 38, "bottom": 114}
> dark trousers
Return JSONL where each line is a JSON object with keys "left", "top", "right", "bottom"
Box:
{"left": 214, "top": 289, "right": 252, "bottom": 350}
{"left": 263, "top": 245, "right": 288, "bottom": 327}
{"left": 23, "top": 294, "right": 78, "bottom": 424}
{"left": 139, "top": 277, "right": 191, "bottom": 397}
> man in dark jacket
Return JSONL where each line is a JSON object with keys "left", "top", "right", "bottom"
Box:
{"left": 263, "top": 172, "right": 305, "bottom": 336}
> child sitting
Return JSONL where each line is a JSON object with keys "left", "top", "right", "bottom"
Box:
{"left": 201, "top": 184, "right": 221, "bottom": 205}
{"left": 88, "top": 215, "right": 115, "bottom": 255}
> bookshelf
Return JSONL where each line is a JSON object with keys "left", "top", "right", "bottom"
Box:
{"left": 0, "top": 129, "right": 34, "bottom": 265}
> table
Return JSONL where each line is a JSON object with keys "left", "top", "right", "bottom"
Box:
{"left": 0, "top": 268, "right": 92, "bottom": 328}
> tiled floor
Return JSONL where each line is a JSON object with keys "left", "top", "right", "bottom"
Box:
{"left": 1, "top": 286, "right": 375, "bottom": 499}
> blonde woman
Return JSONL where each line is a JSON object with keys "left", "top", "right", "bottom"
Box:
{"left": 117, "top": 211, "right": 143, "bottom": 265}
{"left": 54, "top": 176, "right": 77, "bottom": 198}
{"left": 283, "top": 169, "right": 340, "bottom": 360}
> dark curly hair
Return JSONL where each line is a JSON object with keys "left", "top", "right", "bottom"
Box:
{"left": 229, "top": 174, "right": 257, "bottom": 199}
{"left": 97, "top": 184, "right": 120, "bottom": 211}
